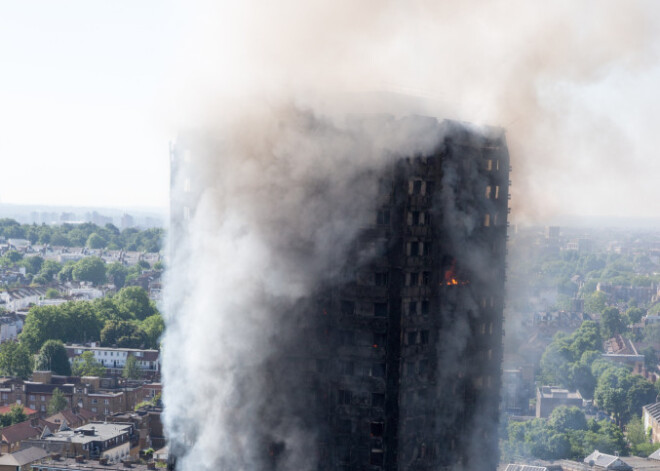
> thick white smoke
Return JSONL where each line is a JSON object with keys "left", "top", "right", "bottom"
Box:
{"left": 162, "top": 1, "right": 660, "bottom": 469}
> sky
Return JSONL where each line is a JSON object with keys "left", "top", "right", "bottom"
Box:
{"left": 2, "top": 1, "right": 660, "bottom": 222}
{"left": 0, "top": 0, "right": 187, "bottom": 209}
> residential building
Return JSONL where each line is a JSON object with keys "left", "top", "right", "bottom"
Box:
{"left": 583, "top": 450, "right": 632, "bottom": 470}
{"left": 30, "top": 457, "right": 155, "bottom": 471}
{"left": 536, "top": 387, "right": 583, "bottom": 418}
{"left": 0, "top": 446, "right": 48, "bottom": 471}
{"left": 643, "top": 402, "right": 660, "bottom": 443}
{"left": 0, "top": 418, "right": 57, "bottom": 453}
{"left": 65, "top": 345, "right": 160, "bottom": 378}
{"left": 602, "top": 335, "right": 645, "bottom": 371}
{"left": 23, "top": 422, "right": 135, "bottom": 462}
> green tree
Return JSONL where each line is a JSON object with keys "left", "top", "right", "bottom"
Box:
{"left": 0, "top": 342, "right": 32, "bottom": 378}
{"left": 548, "top": 406, "right": 587, "bottom": 432}
{"left": 47, "top": 387, "right": 68, "bottom": 415}
{"left": 122, "top": 355, "right": 142, "bottom": 380}
{"left": 601, "top": 307, "right": 625, "bottom": 339}
{"left": 35, "top": 340, "right": 71, "bottom": 375}
{"left": 585, "top": 291, "right": 607, "bottom": 314}
{"left": 3, "top": 250, "right": 23, "bottom": 264}
{"left": 106, "top": 262, "right": 129, "bottom": 289}
{"left": 8, "top": 404, "right": 26, "bottom": 424}
{"left": 39, "top": 260, "right": 63, "bottom": 282}
{"left": 20, "top": 302, "right": 103, "bottom": 353}
{"left": 141, "top": 314, "right": 164, "bottom": 349}
{"left": 71, "top": 351, "right": 105, "bottom": 377}
{"left": 57, "top": 262, "right": 76, "bottom": 282}
{"left": 20, "top": 256, "right": 43, "bottom": 275}
{"left": 45, "top": 288, "right": 60, "bottom": 299}
{"left": 114, "top": 287, "right": 156, "bottom": 321}
{"left": 86, "top": 233, "right": 107, "bottom": 249}
{"left": 625, "top": 307, "right": 645, "bottom": 325}
{"left": 72, "top": 257, "right": 106, "bottom": 285}
{"left": 100, "top": 320, "right": 146, "bottom": 348}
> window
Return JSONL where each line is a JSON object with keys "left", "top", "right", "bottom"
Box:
{"left": 370, "top": 422, "right": 384, "bottom": 438}
{"left": 420, "top": 330, "right": 429, "bottom": 345}
{"left": 371, "top": 363, "right": 386, "bottom": 378}
{"left": 409, "top": 241, "right": 419, "bottom": 256}
{"left": 408, "top": 272, "right": 419, "bottom": 286}
{"left": 104, "top": 399, "right": 110, "bottom": 405}
{"left": 374, "top": 272, "right": 389, "bottom": 287}
{"left": 340, "top": 300, "right": 355, "bottom": 316}
{"left": 410, "top": 180, "right": 423, "bottom": 195}
{"left": 408, "top": 301, "right": 417, "bottom": 315}
{"left": 41, "top": 395, "right": 45, "bottom": 401}
{"left": 495, "top": 186, "right": 500, "bottom": 199}
{"left": 338, "top": 390, "right": 352, "bottom": 405}
{"left": 422, "top": 271, "right": 431, "bottom": 285}
{"left": 484, "top": 214, "right": 490, "bottom": 227}
{"left": 372, "top": 333, "right": 386, "bottom": 349}
{"left": 423, "top": 242, "right": 432, "bottom": 256}
{"left": 407, "top": 332, "right": 417, "bottom": 345}
{"left": 374, "top": 303, "right": 388, "bottom": 317}
{"left": 418, "top": 359, "right": 429, "bottom": 376}
{"left": 376, "top": 210, "right": 390, "bottom": 225}
{"left": 370, "top": 450, "right": 384, "bottom": 466}
{"left": 485, "top": 185, "right": 492, "bottom": 199}
{"left": 92, "top": 399, "right": 98, "bottom": 404}
{"left": 92, "top": 407, "right": 97, "bottom": 413}
{"left": 421, "top": 301, "right": 429, "bottom": 316}
{"left": 411, "top": 211, "right": 420, "bottom": 225}
{"left": 29, "top": 395, "right": 35, "bottom": 401}
{"left": 372, "top": 393, "right": 385, "bottom": 408}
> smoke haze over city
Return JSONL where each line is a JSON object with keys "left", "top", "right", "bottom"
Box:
{"left": 159, "top": 2, "right": 660, "bottom": 470}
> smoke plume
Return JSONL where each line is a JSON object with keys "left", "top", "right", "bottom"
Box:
{"left": 162, "top": 1, "right": 660, "bottom": 469}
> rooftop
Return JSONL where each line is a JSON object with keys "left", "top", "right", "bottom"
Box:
{"left": 40, "top": 422, "right": 133, "bottom": 445}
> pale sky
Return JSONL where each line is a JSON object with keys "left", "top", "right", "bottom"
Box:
{"left": 0, "top": 0, "right": 187, "bottom": 208}
{"left": 2, "top": 1, "right": 660, "bottom": 221}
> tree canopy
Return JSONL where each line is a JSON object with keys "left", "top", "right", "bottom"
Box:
{"left": 71, "top": 351, "right": 105, "bottom": 377}
{"left": 35, "top": 340, "right": 71, "bottom": 376}
{"left": 0, "top": 342, "right": 32, "bottom": 379}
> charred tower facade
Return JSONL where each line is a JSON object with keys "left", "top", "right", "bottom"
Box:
{"left": 168, "top": 116, "right": 510, "bottom": 471}
{"left": 306, "top": 120, "right": 509, "bottom": 471}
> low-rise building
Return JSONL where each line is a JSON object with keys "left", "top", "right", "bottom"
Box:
{"left": 30, "top": 456, "right": 154, "bottom": 471}
{"left": 65, "top": 345, "right": 159, "bottom": 378}
{"left": 0, "top": 446, "right": 48, "bottom": 471}
{"left": 602, "top": 335, "right": 645, "bottom": 372}
{"left": 644, "top": 402, "right": 660, "bottom": 443}
{"left": 536, "top": 386, "right": 583, "bottom": 418}
{"left": 583, "top": 450, "right": 632, "bottom": 470}
{"left": 23, "top": 422, "right": 135, "bottom": 462}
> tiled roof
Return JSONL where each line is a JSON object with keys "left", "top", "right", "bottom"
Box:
{"left": 1, "top": 419, "right": 57, "bottom": 444}
{"left": 583, "top": 450, "right": 631, "bottom": 469}
{"left": 0, "top": 446, "right": 48, "bottom": 466}
{"left": 0, "top": 404, "right": 36, "bottom": 416}
{"left": 645, "top": 402, "right": 660, "bottom": 423}
{"left": 505, "top": 465, "right": 547, "bottom": 471}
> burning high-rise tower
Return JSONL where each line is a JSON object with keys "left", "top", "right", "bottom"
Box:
{"left": 165, "top": 111, "right": 509, "bottom": 471}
